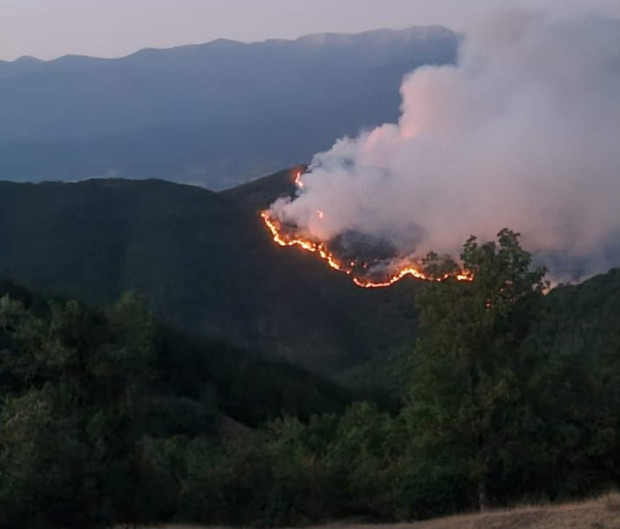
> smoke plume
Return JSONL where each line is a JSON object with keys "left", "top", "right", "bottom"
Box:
{"left": 268, "top": 10, "right": 620, "bottom": 279}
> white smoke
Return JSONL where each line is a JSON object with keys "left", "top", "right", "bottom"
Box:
{"left": 269, "top": 10, "right": 620, "bottom": 279}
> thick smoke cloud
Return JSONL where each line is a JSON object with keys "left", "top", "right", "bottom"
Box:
{"left": 269, "top": 10, "right": 620, "bottom": 279}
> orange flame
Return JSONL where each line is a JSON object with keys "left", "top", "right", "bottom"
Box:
{"left": 294, "top": 171, "right": 305, "bottom": 189}
{"left": 261, "top": 210, "right": 472, "bottom": 288}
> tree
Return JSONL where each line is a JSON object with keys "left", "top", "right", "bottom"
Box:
{"left": 405, "top": 229, "right": 546, "bottom": 511}
{"left": 0, "top": 293, "right": 156, "bottom": 528}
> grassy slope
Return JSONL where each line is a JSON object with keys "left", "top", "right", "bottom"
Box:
{"left": 146, "top": 494, "right": 620, "bottom": 529}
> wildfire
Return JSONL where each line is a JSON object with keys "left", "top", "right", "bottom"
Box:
{"left": 261, "top": 209, "right": 472, "bottom": 288}
{"left": 294, "top": 171, "right": 305, "bottom": 189}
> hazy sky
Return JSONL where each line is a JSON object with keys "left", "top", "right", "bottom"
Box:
{"left": 1, "top": 0, "right": 618, "bottom": 61}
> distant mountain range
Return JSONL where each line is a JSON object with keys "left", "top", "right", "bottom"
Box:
{"left": 0, "top": 26, "right": 458, "bottom": 189}
{"left": 0, "top": 170, "right": 421, "bottom": 373}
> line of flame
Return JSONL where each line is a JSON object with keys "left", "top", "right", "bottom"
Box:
{"left": 294, "top": 171, "right": 305, "bottom": 189}
{"left": 261, "top": 211, "right": 472, "bottom": 288}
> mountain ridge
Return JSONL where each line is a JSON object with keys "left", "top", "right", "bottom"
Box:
{"left": 0, "top": 25, "right": 454, "bottom": 65}
{"left": 0, "top": 26, "right": 458, "bottom": 189}
{"left": 0, "top": 170, "right": 422, "bottom": 374}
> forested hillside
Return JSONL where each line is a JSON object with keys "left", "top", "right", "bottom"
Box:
{"left": 1, "top": 234, "right": 618, "bottom": 528}
{"left": 0, "top": 279, "right": 351, "bottom": 427}
{"left": 0, "top": 173, "right": 420, "bottom": 373}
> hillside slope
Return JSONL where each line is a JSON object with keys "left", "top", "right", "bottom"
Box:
{"left": 0, "top": 26, "right": 457, "bottom": 188}
{"left": 0, "top": 278, "right": 352, "bottom": 428}
{"left": 300, "top": 495, "right": 620, "bottom": 529}
{"left": 142, "top": 494, "right": 620, "bottom": 529}
{"left": 0, "top": 172, "right": 421, "bottom": 373}
{"left": 345, "top": 267, "right": 620, "bottom": 398}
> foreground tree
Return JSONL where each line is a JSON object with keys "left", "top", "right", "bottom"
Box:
{"left": 406, "top": 229, "right": 546, "bottom": 511}
{"left": 0, "top": 293, "right": 156, "bottom": 528}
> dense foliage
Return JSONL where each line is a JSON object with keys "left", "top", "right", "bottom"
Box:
{"left": 0, "top": 288, "right": 351, "bottom": 528}
{"left": 0, "top": 232, "right": 619, "bottom": 528}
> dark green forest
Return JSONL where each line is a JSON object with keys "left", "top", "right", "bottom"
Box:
{"left": 1, "top": 230, "right": 619, "bottom": 528}
{"left": 0, "top": 174, "right": 421, "bottom": 374}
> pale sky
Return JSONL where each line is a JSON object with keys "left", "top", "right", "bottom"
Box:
{"left": 1, "top": 0, "right": 618, "bottom": 61}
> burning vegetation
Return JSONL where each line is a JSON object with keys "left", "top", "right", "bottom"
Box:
{"left": 261, "top": 171, "right": 471, "bottom": 288}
